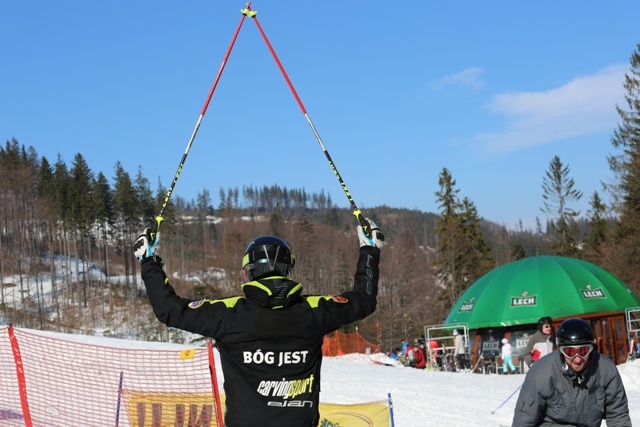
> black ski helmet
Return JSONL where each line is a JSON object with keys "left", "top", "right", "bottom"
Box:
{"left": 537, "top": 316, "right": 553, "bottom": 332}
{"left": 555, "top": 318, "right": 594, "bottom": 347}
{"left": 242, "top": 236, "right": 295, "bottom": 281}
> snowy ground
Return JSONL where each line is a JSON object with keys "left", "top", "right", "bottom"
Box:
{"left": 20, "top": 329, "right": 640, "bottom": 426}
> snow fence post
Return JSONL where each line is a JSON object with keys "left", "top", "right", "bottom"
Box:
{"left": 208, "top": 340, "right": 225, "bottom": 427}
{"left": 8, "top": 325, "right": 33, "bottom": 427}
{"left": 115, "top": 371, "right": 124, "bottom": 427}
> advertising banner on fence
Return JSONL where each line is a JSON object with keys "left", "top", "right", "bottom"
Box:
{"left": 318, "top": 400, "right": 391, "bottom": 427}
{"left": 126, "top": 393, "right": 391, "bottom": 427}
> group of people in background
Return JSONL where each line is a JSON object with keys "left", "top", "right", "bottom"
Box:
{"left": 388, "top": 315, "right": 577, "bottom": 376}
{"left": 499, "top": 315, "right": 555, "bottom": 375}
{"left": 389, "top": 329, "right": 469, "bottom": 371}
{"left": 389, "top": 338, "right": 428, "bottom": 369}
{"left": 387, "top": 316, "right": 561, "bottom": 375}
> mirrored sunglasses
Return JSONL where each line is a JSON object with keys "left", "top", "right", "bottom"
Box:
{"left": 559, "top": 344, "right": 593, "bottom": 360}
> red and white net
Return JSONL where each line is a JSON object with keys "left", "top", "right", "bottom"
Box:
{"left": 0, "top": 326, "right": 222, "bottom": 427}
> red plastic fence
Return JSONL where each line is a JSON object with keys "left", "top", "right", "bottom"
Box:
{"left": 322, "top": 329, "right": 380, "bottom": 357}
{"left": 0, "top": 326, "right": 222, "bottom": 427}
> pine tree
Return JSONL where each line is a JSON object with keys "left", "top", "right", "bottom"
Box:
{"left": 37, "top": 157, "right": 55, "bottom": 200}
{"left": 459, "top": 197, "right": 495, "bottom": 275}
{"left": 135, "top": 166, "right": 156, "bottom": 227}
{"left": 434, "top": 168, "right": 494, "bottom": 313}
{"left": 607, "top": 42, "right": 640, "bottom": 290}
{"left": 541, "top": 155, "right": 582, "bottom": 257}
{"left": 113, "top": 162, "right": 137, "bottom": 295}
{"left": 511, "top": 241, "right": 527, "bottom": 260}
{"left": 69, "top": 153, "right": 95, "bottom": 307}
{"left": 584, "top": 191, "right": 609, "bottom": 263}
{"left": 53, "top": 156, "right": 71, "bottom": 227}
{"left": 70, "top": 153, "right": 95, "bottom": 236}
{"left": 93, "top": 172, "right": 115, "bottom": 241}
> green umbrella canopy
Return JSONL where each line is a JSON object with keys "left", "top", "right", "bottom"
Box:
{"left": 445, "top": 255, "right": 640, "bottom": 329}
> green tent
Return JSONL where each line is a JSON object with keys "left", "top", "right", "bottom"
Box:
{"left": 445, "top": 255, "right": 640, "bottom": 329}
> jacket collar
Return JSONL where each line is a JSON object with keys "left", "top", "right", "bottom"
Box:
{"left": 241, "top": 276, "right": 302, "bottom": 309}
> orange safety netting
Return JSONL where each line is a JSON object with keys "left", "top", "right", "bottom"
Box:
{"left": 322, "top": 329, "right": 380, "bottom": 356}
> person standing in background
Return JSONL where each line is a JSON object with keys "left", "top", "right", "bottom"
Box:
{"left": 501, "top": 338, "right": 516, "bottom": 374}
{"left": 524, "top": 316, "right": 554, "bottom": 368}
{"left": 453, "top": 329, "right": 466, "bottom": 371}
{"left": 413, "top": 342, "right": 427, "bottom": 369}
{"left": 399, "top": 339, "right": 409, "bottom": 364}
{"left": 428, "top": 338, "right": 441, "bottom": 370}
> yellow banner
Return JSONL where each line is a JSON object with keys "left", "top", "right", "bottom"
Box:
{"left": 126, "top": 393, "right": 390, "bottom": 427}
{"left": 319, "top": 400, "right": 391, "bottom": 427}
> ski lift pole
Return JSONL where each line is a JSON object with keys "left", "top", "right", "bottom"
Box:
{"left": 243, "top": 5, "right": 373, "bottom": 237}
{"left": 151, "top": 5, "right": 250, "bottom": 242}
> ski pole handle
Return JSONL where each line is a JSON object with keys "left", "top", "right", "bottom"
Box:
{"left": 149, "top": 216, "right": 164, "bottom": 245}
{"left": 353, "top": 209, "right": 372, "bottom": 237}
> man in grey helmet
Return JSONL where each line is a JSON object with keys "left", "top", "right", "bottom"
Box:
{"left": 512, "top": 318, "right": 630, "bottom": 426}
{"left": 133, "top": 219, "right": 384, "bottom": 427}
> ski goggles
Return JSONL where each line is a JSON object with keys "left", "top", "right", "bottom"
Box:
{"left": 559, "top": 344, "right": 593, "bottom": 360}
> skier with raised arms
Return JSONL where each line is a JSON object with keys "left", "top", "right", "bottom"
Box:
{"left": 133, "top": 219, "right": 383, "bottom": 427}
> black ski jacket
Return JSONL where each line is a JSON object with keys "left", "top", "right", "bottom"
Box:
{"left": 140, "top": 246, "right": 380, "bottom": 427}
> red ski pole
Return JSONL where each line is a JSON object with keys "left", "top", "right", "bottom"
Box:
{"left": 152, "top": 5, "right": 250, "bottom": 241}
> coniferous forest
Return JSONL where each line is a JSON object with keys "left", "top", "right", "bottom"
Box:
{"left": 2, "top": 42, "right": 639, "bottom": 352}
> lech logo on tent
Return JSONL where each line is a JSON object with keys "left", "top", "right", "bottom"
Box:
{"left": 580, "top": 284, "right": 607, "bottom": 300}
{"left": 458, "top": 297, "right": 475, "bottom": 313}
{"left": 511, "top": 291, "right": 537, "bottom": 308}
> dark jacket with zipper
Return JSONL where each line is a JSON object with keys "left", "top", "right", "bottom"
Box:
{"left": 140, "top": 246, "right": 380, "bottom": 427}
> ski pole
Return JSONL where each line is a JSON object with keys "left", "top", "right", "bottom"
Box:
{"left": 244, "top": 5, "right": 373, "bottom": 236}
{"left": 472, "top": 354, "right": 484, "bottom": 373}
{"left": 491, "top": 384, "right": 522, "bottom": 414}
{"left": 151, "top": 5, "right": 250, "bottom": 242}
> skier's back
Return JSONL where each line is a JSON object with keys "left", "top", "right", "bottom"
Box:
{"left": 134, "top": 220, "right": 384, "bottom": 426}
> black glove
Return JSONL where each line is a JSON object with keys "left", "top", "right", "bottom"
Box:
{"left": 357, "top": 218, "right": 384, "bottom": 248}
{"left": 132, "top": 227, "right": 160, "bottom": 261}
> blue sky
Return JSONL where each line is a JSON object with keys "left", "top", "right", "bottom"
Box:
{"left": 2, "top": 2, "right": 639, "bottom": 230}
